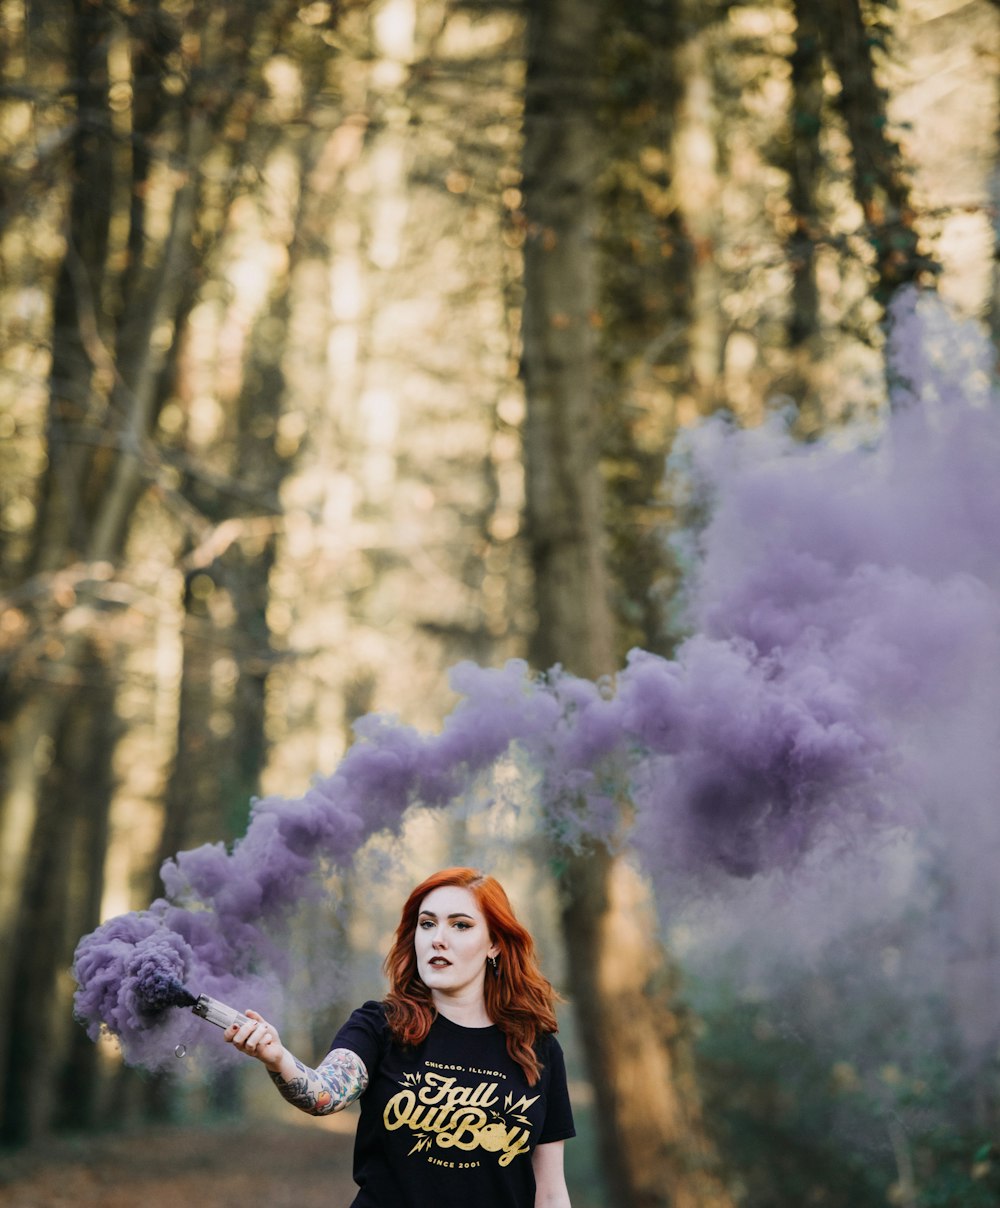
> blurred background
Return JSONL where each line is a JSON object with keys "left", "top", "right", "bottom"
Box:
{"left": 1, "top": 0, "right": 999, "bottom": 1204}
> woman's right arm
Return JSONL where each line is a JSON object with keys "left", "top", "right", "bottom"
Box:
{"left": 226, "top": 1008, "right": 369, "bottom": 1116}
{"left": 267, "top": 1047, "right": 369, "bottom": 1115}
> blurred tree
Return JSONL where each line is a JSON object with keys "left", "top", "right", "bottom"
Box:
{"left": 783, "top": 0, "right": 826, "bottom": 430}
{"left": 818, "top": 0, "right": 930, "bottom": 309}
{"left": 2, "top": 0, "right": 537, "bottom": 1142}
{"left": 597, "top": 0, "right": 690, "bottom": 654}
{"left": 987, "top": 0, "right": 1000, "bottom": 351}
{"left": 0, "top": 0, "right": 127, "bottom": 1141}
{"left": 0, "top": 0, "right": 337, "bottom": 1140}
{"left": 786, "top": 0, "right": 824, "bottom": 351}
{"left": 521, "top": 0, "right": 733, "bottom": 1204}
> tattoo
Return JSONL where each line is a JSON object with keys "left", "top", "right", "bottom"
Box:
{"left": 268, "top": 1048, "right": 369, "bottom": 1116}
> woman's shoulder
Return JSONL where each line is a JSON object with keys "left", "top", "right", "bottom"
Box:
{"left": 354, "top": 998, "right": 389, "bottom": 1019}
{"left": 331, "top": 999, "right": 391, "bottom": 1050}
{"left": 535, "top": 1027, "right": 563, "bottom": 1054}
{"left": 343, "top": 999, "right": 390, "bottom": 1031}
{"left": 534, "top": 1029, "right": 569, "bottom": 1078}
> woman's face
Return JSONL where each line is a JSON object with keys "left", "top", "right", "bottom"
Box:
{"left": 414, "top": 884, "right": 498, "bottom": 1002}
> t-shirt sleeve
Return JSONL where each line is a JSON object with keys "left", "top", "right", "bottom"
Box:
{"left": 328, "top": 999, "right": 388, "bottom": 1076}
{"left": 538, "top": 1034, "right": 576, "bottom": 1145}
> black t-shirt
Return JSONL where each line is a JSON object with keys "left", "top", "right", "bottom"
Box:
{"left": 331, "top": 1000, "right": 576, "bottom": 1208}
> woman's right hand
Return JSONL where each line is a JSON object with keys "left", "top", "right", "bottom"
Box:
{"left": 225, "top": 1008, "right": 286, "bottom": 1072}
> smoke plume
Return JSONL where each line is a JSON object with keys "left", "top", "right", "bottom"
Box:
{"left": 73, "top": 288, "right": 1000, "bottom": 1068}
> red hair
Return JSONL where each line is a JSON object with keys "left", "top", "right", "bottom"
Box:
{"left": 382, "top": 867, "right": 560, "bottom": 1086}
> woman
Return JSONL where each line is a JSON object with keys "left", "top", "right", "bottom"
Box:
{"left": 227, "top": 867, "right": 575, "bottom": 1208}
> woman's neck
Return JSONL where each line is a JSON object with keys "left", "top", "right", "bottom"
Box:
{"left": 432, "top": 987, "right": 493, "bottom": 1028}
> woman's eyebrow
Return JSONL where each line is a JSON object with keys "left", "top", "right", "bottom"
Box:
{"left": 418, "top": 911, "right": 475, "bottom": 920}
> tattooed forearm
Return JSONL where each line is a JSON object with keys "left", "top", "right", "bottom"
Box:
{"left": 268, "top": 1048, "right": 369, "bottom": 1116}
{"left": 315, "top": 1049, "right": 369, "bottom": 1109}
{"left": 268, "top": 1064, "right": 319, "bottom": 1112}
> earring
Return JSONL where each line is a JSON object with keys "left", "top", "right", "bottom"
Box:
{"left": 488, "top": 954, "right": 499, "bottom": 977}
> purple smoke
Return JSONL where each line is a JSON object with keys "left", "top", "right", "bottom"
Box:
{"left": 73, "top": 663, "right": 569, "bottom": 1067}
{"left": 643, "top": 288, "right": 1000, "bottom": 1056}
{"left": 73, "top": 287, "right": 1000, "bottom": 1066}
{"left": 72, "top": 901, "right": 288, "bottom": 1067}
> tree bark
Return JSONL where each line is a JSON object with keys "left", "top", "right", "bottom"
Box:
{"left": 2, "top": 667, "right": 117, "bottom": 1142}
{"left": 787, "top": 0, "right": 824, "bottom": 353}
{"left": 24, "top": 0, "right": 117, "bottom": 576}
{"left": 596, "top": 0, "right": 687, "bottom": 655}
{"left": 155, "top": 279, "right": 292, "bottom": 879}
{"left": 521, "top": 2, "right": 733, "bottom": 1205}
{"left": 784, "top": 0, "right": 827, "bottom": 433}
{"left": 671, "top": 18, "right": 725, "bottom": 418}
{"left": 988, "top": 0, "right": 1000, "bottom": 354}
{"left": 0, "top": 0, "right": 119, "bottom": 1131}
{"left": 521, "top": 0, "right": 614, "bottom": 675}
{"left": 819, "top": 0, "right": 931, "bottom": 308}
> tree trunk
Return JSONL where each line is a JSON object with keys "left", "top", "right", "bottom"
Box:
{"left": 596, "top": 0, "right": 687, "bottom": 655}
{"left": 671, "top": 17, "right": 725, "bottom": 419}
{"left": 2, "top": 666, "right": 117, "bottom": 1143}
{"left": 988, "top": 1, "right": 1000, "bottom": 354}
{"left": 52, "top": 697, "right": 115, "bottom": 1131}
{"left": 24, "top": 0, "right": 117, "bottom": 577}
{"left": 785, "top": 0, "right": 826, "bottom": 433}
{"left": 521, "top": 0, "right": 614, "bottom": 674}
{"left": 0, "top": 0, "right": 118, "bottom": 1131}
{"left": 820, "top": 0, "right": 931, "bottom": 308}
{"left": 521, "top": 2, "right": 733, "bottom": 1204}
{"left": 0, "top": 0, "right": 252, "bottom": 1137}
{"left": 155, "top": 277, "right": 293, "bottom": 879}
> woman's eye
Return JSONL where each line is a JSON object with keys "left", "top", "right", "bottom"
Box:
{"left": 454, "top": 921, "right": 471, "bottom": 930}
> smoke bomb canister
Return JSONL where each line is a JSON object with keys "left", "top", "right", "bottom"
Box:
{"left": 191, "top": 994, "right": 250, "bottom": 1031}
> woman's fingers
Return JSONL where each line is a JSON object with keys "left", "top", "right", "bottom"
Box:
{"left": 226, "top": 1011, "right": 277, "bottom": 1056}
{"left": 243, "top": 1009, "right": 276, "bottom": 1050}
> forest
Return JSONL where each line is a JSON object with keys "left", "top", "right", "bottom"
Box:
{"left": 2, "top": 0, "right": 1000, "bottom": 1205}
